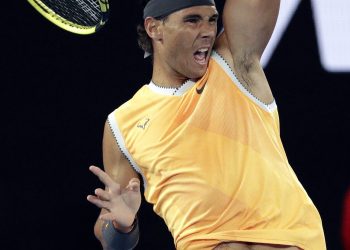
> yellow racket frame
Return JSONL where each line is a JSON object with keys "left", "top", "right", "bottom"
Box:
{"left": 27, "top": 0, "right": 109, "bottom": 35}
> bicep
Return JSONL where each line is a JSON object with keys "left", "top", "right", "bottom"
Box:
{"left": 218, "top": 0, "right": 280, "bottom": 60}
{"left": 102, "top": 120, "right": 140, "bottom": 188}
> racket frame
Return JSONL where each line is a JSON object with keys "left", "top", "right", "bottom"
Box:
{"left": 27, "top": 0, "right": 109, "bottom": 35}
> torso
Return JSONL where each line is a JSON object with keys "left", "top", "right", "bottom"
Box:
{"left": 110, "top": 51, "right": 325, "bottom": 250}
{"left": 214, "top": 242, "right": 301, "bottom": 250}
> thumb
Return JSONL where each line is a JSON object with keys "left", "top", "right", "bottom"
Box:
{"left": 99, "top": 213, "right": 116, "bottom": 221}
{"left": 126, "top": 178, "right": 140, "bottom": 191}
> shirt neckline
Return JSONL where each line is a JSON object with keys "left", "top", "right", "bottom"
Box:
{"left": 148, "top": 79, "right": 196, "bottom": 96}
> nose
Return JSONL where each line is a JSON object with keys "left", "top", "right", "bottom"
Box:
{"left": 200, "top": 20, "right": 217, "bottom": 40}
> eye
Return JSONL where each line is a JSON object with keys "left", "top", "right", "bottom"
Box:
{"left": 209, "top": 16, "right": 218, "bottom": 24}
{"left": 185, "top": 18, "right": 200, "bottom": 23}
{"left": 183, "top": 15, "right": 202, "bottom": 24}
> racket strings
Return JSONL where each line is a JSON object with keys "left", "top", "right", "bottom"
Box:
{"left": 40, "top": 0, "right": 102, "bottom": 26}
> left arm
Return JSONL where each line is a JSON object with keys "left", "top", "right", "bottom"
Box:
{"left": 215, "top": 0, "right": 280, "bottom": 103}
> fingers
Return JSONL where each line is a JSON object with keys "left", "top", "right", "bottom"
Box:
{"left": 99, "top": 213, "right": 116, "bottom": 221}
{"left": 95, "top": 188, "right": 110, "bottom": 201}
{"left": 87, "top": 195, "right": 110, "bottom": 210}
{"left": 89, "top": 166, "right": 114, "bottom": 188}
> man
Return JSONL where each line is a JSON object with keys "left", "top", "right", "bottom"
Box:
{"left": 87, "top": 0, "right": 326, "bottom": 249}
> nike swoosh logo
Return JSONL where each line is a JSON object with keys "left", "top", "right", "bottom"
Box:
{"left": 196, "top": 81, "right": 207, "bottom": 94}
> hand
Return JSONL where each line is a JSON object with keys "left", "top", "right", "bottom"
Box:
{"left": 87, "top": 166, "right": 141, "bottom": 231}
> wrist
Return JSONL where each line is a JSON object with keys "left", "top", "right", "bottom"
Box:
{"left": 112, "top": 218, "right": 136, "bottom": 233}
{"left": 102, "top": 218, "right": 139, "bottom": 250}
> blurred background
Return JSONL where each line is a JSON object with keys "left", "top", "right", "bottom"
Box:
{"left": 2, "top": 0, "right": 349, "bottom": 249}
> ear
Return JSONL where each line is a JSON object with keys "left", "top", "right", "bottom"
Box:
{"left": 144, "top": 17, "right": 163, "bottom": 41}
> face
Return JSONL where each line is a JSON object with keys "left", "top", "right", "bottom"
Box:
{"left": 155, "top": 6, "right": 218, "bottom": 81}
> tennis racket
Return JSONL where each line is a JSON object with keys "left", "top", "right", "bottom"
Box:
{"left": 27, "top": 0, "right": 110, "bottom": 35}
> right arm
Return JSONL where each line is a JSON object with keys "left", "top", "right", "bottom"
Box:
{"left": 87, "top": 120, "right": 141, "bottom": 249}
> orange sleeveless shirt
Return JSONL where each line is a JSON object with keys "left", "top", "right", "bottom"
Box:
{"left": 108, "top": 51, "right": 326, "bottom": 250}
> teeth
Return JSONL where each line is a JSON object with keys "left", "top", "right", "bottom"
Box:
{"left": 194, "top": 48, "right": 209, "bottom": 65}
{"left": 198, "top": 48, "right": 208, "bottom": 53}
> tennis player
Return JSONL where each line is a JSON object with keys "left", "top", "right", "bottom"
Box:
{"left": 87, "top": 0, "right": 326, "bottom": 249}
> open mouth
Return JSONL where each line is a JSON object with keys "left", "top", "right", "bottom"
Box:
{"left": 194, "top": 48, "right": 209, "bottom": 65}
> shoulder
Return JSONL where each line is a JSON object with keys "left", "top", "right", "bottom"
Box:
{"left": 102, "top": 119, "right": 140, "bottom": 187}
{"left": 214, "top": 32, "right": 274, "bottom": 105}
{"left": 214, "top": 32, "right": 257, "bottom": 76}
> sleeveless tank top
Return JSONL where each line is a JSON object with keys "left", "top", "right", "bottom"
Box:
{"left": 108, "top": 51, "right": 326, "bottom": 250}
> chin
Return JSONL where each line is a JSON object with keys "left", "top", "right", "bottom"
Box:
{"left": 179, "top": 60, "right": 208, "bottom": 80}
{"left": 188, "top": 68, "right": 207, "bottom": 80}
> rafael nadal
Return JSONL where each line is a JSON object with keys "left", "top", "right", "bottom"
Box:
{"left": 87, "top": 0, "right": 326, "bottom": 249}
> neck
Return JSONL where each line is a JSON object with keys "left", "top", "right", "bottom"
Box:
{"left": 151, "top": 53, "right": 188, "bottom": 88}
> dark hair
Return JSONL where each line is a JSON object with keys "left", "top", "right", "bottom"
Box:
{"left": 137, "top": 0, "right": 169, "bottom": 55}
{"left": 137, "top": 0, "right": 151, "bottom": 55}
{"left": 136, "top": 16, "right": 167, "bottom": 56}
{"left": 137, "top": 23, "right": 152, "bottom": 55}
